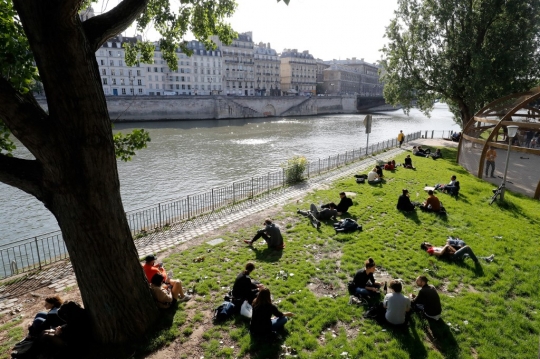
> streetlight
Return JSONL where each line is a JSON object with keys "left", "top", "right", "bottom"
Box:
{"left": 500, "top": 125, "right": 518, "bottom": 200}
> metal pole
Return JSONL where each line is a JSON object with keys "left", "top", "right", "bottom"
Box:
{"left": 34, "top": 237, "right": 42, "bottom": 270}
{"left": 187, "top": 195, "right": 191, "bottom": 219}
{"left": 158, "top": 203, "right": 162, "bottom": 227}
{"left": 500, "top": 140, "right": 512, "bottom": 201}
{"left": 211, "top": 188, "right": 215, "bottom": 211}
{"left": 251, "top": 177, "right": 254, "bottom": 201}
{"left": 233, "top": 183, "right": 236, "bottom": 203}
{"left": 365, "top": 133, "right": 370, "bottom": 155}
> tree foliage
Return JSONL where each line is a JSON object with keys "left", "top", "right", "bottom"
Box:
{"left": 381, "top": 0, "right": 540, "bottom": 127}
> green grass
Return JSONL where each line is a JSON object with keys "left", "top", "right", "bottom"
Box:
{"left": 146, "top": 146, "right": 540, "bottom": 358}
{"left": 0, "top": 317, "right": 24, "bottom": 359}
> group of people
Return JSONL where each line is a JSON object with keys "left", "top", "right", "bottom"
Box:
{"left": 350, "top": 258, "right": 442, "bottom": 326}
{"left": 396, "top": 174, "right": 461, "bottom": 213}
{"left": 296, "top": 192, "right": 353, "bottom": 228}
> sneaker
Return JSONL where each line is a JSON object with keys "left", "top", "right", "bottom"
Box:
{"left": 178, "top": 295, "right": 192, "bottom": 302}
{"left": 485, "top": 254, "right": 495, "bottom": 262}
{"left": 243, "top": 240, "right": 253, "bottom": 246}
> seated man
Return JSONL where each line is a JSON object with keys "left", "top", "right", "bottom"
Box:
{"left": 403, "top": 155, "right": 415, "bottom": 169}
{"left": 430, "top": 149, "right": 442, "bottom": 159}
{"left": 410, "top": 275, "right": 442, "bottom": 320}
{"left": 298, "top": 203, "right": 337, "bottom": 228}
{"left": 419, "top": 190, "right": 441, "bottom": 212}
{"left": 367, "top": 168, "right": 382, "bottom": 184}
{"left": 384, "top": 161, "right": 395, "bottom": 170}
{"left": 383, "top": 280, "right": 410, "bottom": 326}
{"left": 321, "top": 192, "right": 353, "bottom": 214}
{"left": 150, "top": 273, "right": 174, "bottom": 309}
{"left": 420, "top": 242, "right": 494, "bottom": 263}
{"left": 396, "top": 189, "right": 418, "bottom": 211}
{"left": 435, "top": 175, "right": 459, "bottom": 195}
{"left": 143, "top": 255, "right": 191, "bottom": 302}
{"left": 451, "top": 131, "right": 461, "bottom": 142}
{"left": 232, "top": 262, "right": 264, "bottom": 307}
{"left": 244, "top": 218, "right": 284, "bottom": 249}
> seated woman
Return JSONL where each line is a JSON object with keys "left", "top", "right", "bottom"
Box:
{"left": 352, "top": 258, "right": 382, "bottom": 299}
{"left": 375, "top": 165, "right": 384, "bottom": 178}
{"left": 396, "top": 189, "right": 417, "bottom": 211}
{"left": 383, "top": 280, "right": 410, "bottom": 326}
{"left": 27, "top": 296, "right": 64, "bottom": 339}
{"left": 403, "top": 155, "right": 415, "bottom": 169}
{"left": 384, "top": 161, "right": 395, "bottom": 170}
{"left": 232, "top": 262, "right": 264, "bottom": 307}
{"left": 367, "top": 168, "right": 382, "bottom": 184}
{"left": 430, "top": 149, "right": 442, "bottom": 159}
{"left": 250, "top": 288, "right": 294, "bottom": 339}
{"left": 150, "top": 273, "right": 175, "bottom": 309}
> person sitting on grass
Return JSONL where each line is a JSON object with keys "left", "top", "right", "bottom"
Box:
{"left": 420, "top": 242, "right": 494, "bottom": 263}
{"left": 430, "top": 149, "right": 442, "bottom": 159}
{"left": 419, "top": 190, "right": 441, "bottom": 212}
{"left": 143, "top": 254, "right": 191, "bottom": 302}
{"left": 352, "top": 258, "right": 382, "bottom": 300}
{"left": 297, "top": 203, "right": 338, "bottom": 228}
{"left": 384, "top": 161, "right": 395, "bottom": 170}
{"left": 232, "top": 262, "right": 264, "bottom": 307}
{"left": 403, "top": 155, "right": 415, "bottom": 169}
{"left": 367, "top": 168, "right": 382, "bottom": 184}
{"left": 244, "top": 218, "right": 284, "bottom": 249}
{"left": 150, "top": 273, "right": 175, "bottom": 309}
{"left": 383, "top": 280, "right": 411, "bottom": 326}
{"left": 410, "top": 275, "right": 442, "bottom": 320}
{"left": 435, "top": 175, "right": 458, "bottom": 195}
{"left": 321, "top": 192, "right": 353, "bottom": 214}
{"left": 396, "top": 189, "right": 418, "bottom": 212}
{"left": 250, "top": 288, "right": 294, "bottom": 339}
{"left": 26, "top": 296, "right": 64, "bottom": 340}
{"left": 375, "top": 165, "right": 384, "bottom": 178}
{"left": 413, "top": 146, "right": 429, "bottom": 157}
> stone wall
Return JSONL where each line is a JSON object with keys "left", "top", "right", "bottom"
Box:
{"left": 36, "top": 95, "right": 388, "bottom": 122}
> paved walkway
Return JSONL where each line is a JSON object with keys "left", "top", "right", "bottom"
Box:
{"left": 0, "top": 142, "right": 441, "bottom": 311}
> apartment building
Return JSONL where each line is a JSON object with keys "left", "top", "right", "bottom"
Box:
{"left": 280, "top": 49, "right": 317, "bottom": 96}
{"left": 253, "top": 42, "right": 281, "bottom": 96}
{"left": 322, "top": 58, "right": 382, "bottom": 96}
{"left": 211, "top": 32, "right": 255, "bottom": 96}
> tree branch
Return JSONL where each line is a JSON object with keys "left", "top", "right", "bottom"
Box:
{"left": 83, "top": 0, "right": 149, "bottom": 52}
{"left": 0, "top": 155, "right": 44, "bottom": 200}
{"left": 0, "top": 77, "right": 50, "bottom": 153}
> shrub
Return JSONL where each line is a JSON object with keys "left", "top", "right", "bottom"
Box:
{"left": 282, "top": 155, "right": 308, "bottom": 185}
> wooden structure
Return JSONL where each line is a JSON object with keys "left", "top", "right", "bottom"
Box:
{"left": 458, "top": 87, "right": 540, "bottom": 199}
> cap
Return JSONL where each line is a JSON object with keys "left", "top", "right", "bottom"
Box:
{"left": 145, "top": 254, "right": 157, "bottom": 262}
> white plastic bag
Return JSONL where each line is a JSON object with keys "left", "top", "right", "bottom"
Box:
{"left": 240, "top": 300, "right": 252, "bottom": 318}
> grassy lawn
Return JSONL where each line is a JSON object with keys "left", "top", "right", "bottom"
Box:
{"left": 140, "top": 147, "right": 540, "bottom": 359}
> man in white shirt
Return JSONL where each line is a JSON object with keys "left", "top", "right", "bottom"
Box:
{"left": 367, "top": 168, "right": 381, "bottom": 184}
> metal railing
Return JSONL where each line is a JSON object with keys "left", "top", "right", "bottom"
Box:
{"left": 0, "top": 130, "right": 429, "bottom": 280}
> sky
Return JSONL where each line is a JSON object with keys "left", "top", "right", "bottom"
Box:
{"left": 93, "top": 0, "right": 399, "bottom": 63}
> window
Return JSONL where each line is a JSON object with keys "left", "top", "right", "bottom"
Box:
{"left": 161, "top": 75, "right": 164, "bottom": 81}
{"left": 188, "top": 85, "right": 191, "bottom": 89}
{"left": 138, "top": 79, "right": 142, "bottom": 85}
{"left": 108, "top": 51, "right": 112, "bottom": 56}
{"left": 181, "top": 68, "right": 185, "bottom": 73}
{"left": 120, "top": 69, "right": 124, "bottom": 76}
{"left": 130, "top": 88, "right": 134, "bottom": 95}
{"left": 101, "top": 69, "right": 106, "bottom": 75}
{"left": 148, "top": 75, "right": 151, "bottom": 80}
{"left": 154, "top": 67, "right": 158, "bottom": 72}
{"left": 137, "top": 70, "right": 141, "bottom": 76}
{"left": 181, "top": 76, "right": 185, "bottom": 82}
{"left": 118, "top": 60, "right": 123, "bottom": 66}
{"left": 194, "top": 69, "right": 198, "bottom": 74}
{"left": 160, "top": 68, "right": 164, "bottom": 73}
{"left": 182, "top": 84, "right": 185, "bottom": 89}
{"left": 100, "top": 50, "right": 104, "bottom": 56}
{"left": 112, "top": 79, "right": 116, "bottom": 85}
{"left": 111, "top": 69, "right": 116, "bottom": 76}
{"left": 202, "top": 85, "right": 205, "bottom": 90}
{"left": 120, "top": 79, "right": 125, "bottom": 85}
{"left": 169, "top": 85, "right": 173, "bottom": 89}
{"left": 102, "top": 78, "right": 108, "bottom": 85}
{"left": 176, "top": 85, "right": 179, "bottom": 89}
{"left": 117, "top": 51, "right": 121, "bottom": 57}
{"left": 187, "top": 76, "right": 190, "bottom": 81}
{"left": 138, "top": 88, "right": 143, "bottom": 94}
{"left": 109, "top": 60, "right": 114, "bottom": 66}
{"left": 104, "top": 88, "right": 109, "bottom": 94}
{"left": 147, "top": 67, "right": 151, "bottom": 72}
{"left": 176, "top": 76, "right": 179, "bottom": 81}
{"left": 154, "top": 75, "right": 158, "bottom": 81}
{"left": 156, "top": 84, "right": 159, "bottom": 89}
{"left": 121, "top": 88, "right": 126, "bottom": 94}
{"left": 149, "top": 84, "right": 153, "bottom": 89}
{"left": 101, "top": 60, "right": 105, "bottom": 65}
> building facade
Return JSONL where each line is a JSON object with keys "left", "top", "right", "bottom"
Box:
{"left": 321, "top": 64, "right": 363, "bottom": 95}
{"left": 212, "top": 32, "right": 255, "bottom": 96}
{"left": 322, "top": 58, "right": 383, "bottom": 96}
{"left": 280, "top": 49, "right": 317, "bottom": 96}
{"left": 253, "top": 42, "right": 281, "bottom": 96}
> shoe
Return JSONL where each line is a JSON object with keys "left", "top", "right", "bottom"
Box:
{"left": 296, "top": 209, "right": 301, "bottom": 214}
{"left": 178, "top": 295, "right": 191, "bottom": 302}
{"left": 485, "top": 254, "right": 495, "bottom": 262}
{"left": 243, "top": 240, "right": 253, "bottom": 246}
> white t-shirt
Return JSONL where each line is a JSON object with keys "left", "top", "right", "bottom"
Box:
{"left": 367, "top": 171, "right": 379, "bottom": 181}
{"left": 384, "top": 292, "right": 410, "bottom": 325}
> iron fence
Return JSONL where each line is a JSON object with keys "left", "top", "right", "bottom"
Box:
{"left": 0, "top": 130, "right": 428, "bottom": 280}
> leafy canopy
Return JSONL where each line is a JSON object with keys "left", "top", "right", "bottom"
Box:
{"left": 381, "top": 0, "right": 540, "bottom": 126}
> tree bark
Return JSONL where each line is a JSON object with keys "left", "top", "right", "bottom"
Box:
{"left": 9, "top": 0, "right": 159, "bottom": 345}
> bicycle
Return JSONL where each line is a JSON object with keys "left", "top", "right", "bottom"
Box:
{"left": 489, "top": 177, "right": 513, "bottom": 205}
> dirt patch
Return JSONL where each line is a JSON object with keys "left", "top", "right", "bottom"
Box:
{"left": 307, "top": 277, "right": 340, "bottom": 298}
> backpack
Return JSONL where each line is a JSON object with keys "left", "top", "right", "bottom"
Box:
{"left": 334, "top": 218, "right": 362, "bottom": 233}
{"left": 213, "top": 301, "right": 235, "bottom": 322}
{"left": 356, "top": 177, "right": 365, "bottom": 184}
{"left": 347, "top": 281, "right": 357, "bottom": 295}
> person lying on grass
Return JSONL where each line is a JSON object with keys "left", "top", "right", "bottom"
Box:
{"left": 250, "top": 288, "right": 294, "bottom": 339}
{"left": 352, "top": 257, "right": 383, "bottom": 300}
{"left": 297, "top": 203, "right": 337, "bottom": 228}
{"left": 244, "top": 218, "right": 284, "bottom": 249}
{"left": 410, "top": 275, "right": 442, "bottom": 320}
{"left": 321, "top": 192, "right": 353, "bottom": 214}
{"left": 232, "top": 262, "right": 265, "bottom": 307}
{"left": 420, "top": 242, "right": 494, "bottom": 263}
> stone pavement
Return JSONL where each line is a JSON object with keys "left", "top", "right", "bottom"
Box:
{"left": 1, "top": 140, "right": 453, "bottom": 303}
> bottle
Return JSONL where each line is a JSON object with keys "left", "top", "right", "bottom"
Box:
{"left": 383, "top": 281, "right": 388, "bottom": 294}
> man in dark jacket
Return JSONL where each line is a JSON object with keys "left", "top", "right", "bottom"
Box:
{"left": 244, "top": 219, "right": 284, "bottom": 249}
{"left": 322, "top": 192, "right": 353, "bottom": 214}
{"left": 232, "top": 262, "right": 263, "bottom": 306}
{"left": 410, "top": 276, "right": 442, "bottom": 320}
{"left": 396, "top": 189, "right": 416, "bottom": 211}
{"left": 297, "top": 204, "right": 338, "bottom": 228}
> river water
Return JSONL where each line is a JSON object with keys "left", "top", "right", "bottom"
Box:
{"left": 0, "top": 103, "right": 458, "bottom": 244}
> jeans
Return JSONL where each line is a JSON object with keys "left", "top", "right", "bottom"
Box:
{"left": 251, "top": 229, "right": 270, "bottom": 244}
{"left": 486, "top": 161, "right": 495, "bottom": 177}
{"left": 452, "top": 246, "right": 478, "bottom": 263}
{"left": 355, "top": 284, "right": 381, "bottom": 298}
{"left": 271, "top": 316, "right": 288, "bottom": 331}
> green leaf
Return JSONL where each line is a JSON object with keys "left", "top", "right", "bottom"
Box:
{"left": 113, "top": 129, "right": 151, "bottom": 162}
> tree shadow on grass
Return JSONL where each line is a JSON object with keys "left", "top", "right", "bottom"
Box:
{"left": 421, "top": 318, "right": 460, "bottom": 359}
{"left": 252, "top": 247, "right": 284, "bottom": 263}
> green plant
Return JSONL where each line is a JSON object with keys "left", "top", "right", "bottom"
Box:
{"left": 282, "top": 155, "right": 308, "bottom": 185}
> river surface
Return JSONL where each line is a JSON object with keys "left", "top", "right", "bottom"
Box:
{"left": 0, "top": 103, "right": 459, "bottom": 244}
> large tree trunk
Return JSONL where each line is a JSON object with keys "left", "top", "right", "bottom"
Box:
{"left": 9, "top": 0, "right": 159, "bottom": 345}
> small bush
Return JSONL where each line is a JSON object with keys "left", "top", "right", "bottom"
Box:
{"left": 282, "top": 155, "right": 308, "bottom": 185}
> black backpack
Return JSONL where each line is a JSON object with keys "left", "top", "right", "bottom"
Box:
{"left": 213, "top": 301, "right": 235, "bottom": 322}
{"left": 334, "top": 218, "right": 362, "bottom": 233}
